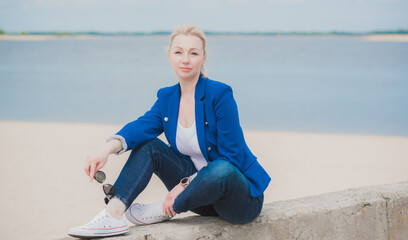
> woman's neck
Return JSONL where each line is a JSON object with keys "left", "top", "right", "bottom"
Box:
{"left": 178, "top": 73, "right": 200, "bottom": 98}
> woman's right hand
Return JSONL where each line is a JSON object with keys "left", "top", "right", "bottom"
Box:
{"left": 84, "top": 138, "right": 123, "bottom": 182}
{"left": 84, "top": 148, "right": 109, "bottom": 182}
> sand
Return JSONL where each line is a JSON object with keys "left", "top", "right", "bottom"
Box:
{"left": 0, "top": 121, "right": 407, "bottom": 239}
{"left": 363, "top": 34, "right": 408, "bottom": 42}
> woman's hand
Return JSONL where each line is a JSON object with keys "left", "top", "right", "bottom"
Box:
{"left": 163, "top": 183, "right": 185, "bottom": 218}
{"left": 84, "top": 148, "right": 109, "bottom": 182}
{"left": 84, "top": 138, "right": 123, "bottom": 181}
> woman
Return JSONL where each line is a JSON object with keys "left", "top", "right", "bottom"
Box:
{"left": 68, "top": 24, "right": 271, "bottom": 238}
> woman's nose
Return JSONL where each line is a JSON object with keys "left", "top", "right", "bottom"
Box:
{"left": 182, "top": 54, "right": 189, "bottom": 63}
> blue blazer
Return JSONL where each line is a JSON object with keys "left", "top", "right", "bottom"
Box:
{"left": 115, "top": 74, "right": 271, "bottom": 197}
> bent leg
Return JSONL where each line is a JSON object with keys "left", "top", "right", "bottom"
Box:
{"left": 173, "top": 160, "right": 264, "bottom": 223}
{"left": 113, "top": 138, "right": 196, "bottom": 209}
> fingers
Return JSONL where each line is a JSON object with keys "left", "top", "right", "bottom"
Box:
{"left": 162, "top": 184, "right": 184, "bottom": 218}
{"left": 165, "top": 199, "right": 174, "bottom": 217}
{"left": 96, "top": 161, "right": 105, "bottom": 172}
{"left": 89, "top": 162, "right": 96, "bottom": 182}
{"left": 162, "top": 197, "right": 175, "bottom": 218}
{"left": 169, "top": 205, "right": 176, "bottom": 217}
{"left": 84, "top": 155, "right": 107, "bottom": 182}
{"left": 167, "top": 200, "right": 176, "bottom": 218}
{"left": 84, "top": 156, "right": 92, "bottom": 177}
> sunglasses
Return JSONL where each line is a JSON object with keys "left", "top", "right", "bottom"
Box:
{"left": 94, "top": 170, "right": 115, "bottom": 204}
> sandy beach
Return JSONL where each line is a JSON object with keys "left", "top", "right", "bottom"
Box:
{"left": 363, "top": 34, "right": 408, "bottom": 42}
{"left": 1, "top": 121, "right": 408, "bottom": 239}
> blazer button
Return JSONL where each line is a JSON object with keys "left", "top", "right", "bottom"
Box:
{"left": 205, "top": 121, "right": 208, "bottom": 126}
{"left": 164, "top": 117, "right": 168, "bottom": 122}
{"left": 168, "top": 143, "right": 171, "bottom": 147}
{"left": 207, "top": 147, "right": 211, "bottom": 151}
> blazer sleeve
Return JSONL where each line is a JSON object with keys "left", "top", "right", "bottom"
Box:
{"left": 213, "top": 85, "right": 246, "bottom": 169}
{"left": 114, "top": 90, "right": 164, "bottom": 152}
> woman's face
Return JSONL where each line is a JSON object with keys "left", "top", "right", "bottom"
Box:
{"left": 168, "top": 34, "right": 206, "bottom": 81}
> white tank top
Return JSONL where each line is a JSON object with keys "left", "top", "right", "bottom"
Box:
{"left": 176, "top": 120, "right": 208, "bottom": 171}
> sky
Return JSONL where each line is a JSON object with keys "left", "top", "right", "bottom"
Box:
{"left": 0, "top": 0, "right": 407, "bottom": 33}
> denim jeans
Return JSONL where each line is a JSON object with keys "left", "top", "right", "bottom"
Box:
{"left": 113, "top": 138, "right": 264, "bottom": 224}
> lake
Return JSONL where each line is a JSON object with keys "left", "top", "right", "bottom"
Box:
{"left": 0, "top": 35, "right": 407, "bottom": 136}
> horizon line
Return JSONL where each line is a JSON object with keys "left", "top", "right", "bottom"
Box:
{"left": 1, "top": 29, "right": 408, "bottom": 36}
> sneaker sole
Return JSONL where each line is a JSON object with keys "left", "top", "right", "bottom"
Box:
{"left": 68, "top": 227, "right": 129, "bottom": 238}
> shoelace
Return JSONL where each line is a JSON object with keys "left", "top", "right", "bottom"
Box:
{"left": 85, "top": 212, "right": 108, "bottom": 227}
{"left": 137, "top": 203, "right": 166, "bottom": 220}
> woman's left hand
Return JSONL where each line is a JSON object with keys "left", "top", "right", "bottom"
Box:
{"left": 163, "top": 183, "right": 185, "bottom": 218}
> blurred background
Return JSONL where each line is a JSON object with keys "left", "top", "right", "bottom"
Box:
{"left": 0, "top": 0, "right": 407, "bottom": 239}
{"left": 1, "top": 0, "right": 408, "bottom": 135}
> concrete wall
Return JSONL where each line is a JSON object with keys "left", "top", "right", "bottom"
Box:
{"left": 64, "top": 181, "right": 408, "bottom": 240}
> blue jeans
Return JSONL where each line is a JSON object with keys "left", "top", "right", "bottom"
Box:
{"left": 113, "top": 138, "right": 264, "bottom": 224}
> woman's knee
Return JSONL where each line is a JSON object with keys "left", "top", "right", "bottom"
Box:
{"left": 205, "top": 160, "right": 238, "bottom": 180}
{"left": 197, "top": 160, "right": 244, "bottom": 192}
{"left": 199, "top": 160, "right": 250, "bottom": 198}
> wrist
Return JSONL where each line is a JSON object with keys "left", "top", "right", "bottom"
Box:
{"left": 106, "top": 139, "right": 122, "bottom": 155}
{"left": 106, "top": 135, "right": 127, "bottom": 155}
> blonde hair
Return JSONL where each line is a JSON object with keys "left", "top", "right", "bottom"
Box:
{"left": 168, "top": 23, "right": 208, "bottom": 78}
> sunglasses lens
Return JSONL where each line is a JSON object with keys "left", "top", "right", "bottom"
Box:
{"left": 103, "top": 184, "right": 115, "bottom": 196}
{"left": 104, "top": 195, "right": 112, "bottom": 205}
{"left": 94, "top": 171, "right": 106, "bottom": 183}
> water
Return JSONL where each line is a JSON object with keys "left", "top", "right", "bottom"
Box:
{"left": 1, "top": 35, "right": 407, "bottom": 136}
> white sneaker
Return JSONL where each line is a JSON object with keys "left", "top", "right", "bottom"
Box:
{"left": 68, "top": 208, "right": 129, "bottom": 238}
{"left": 125, "top": 201, "right": 171, "bottom": 225}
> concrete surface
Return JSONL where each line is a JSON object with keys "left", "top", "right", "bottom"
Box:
{"left": 62, "top": 181, "right": 408, "bottom": 240}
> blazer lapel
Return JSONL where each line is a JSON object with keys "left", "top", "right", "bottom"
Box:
{"left": 195, "top": 74, "right": 209, "bottom": 161}
{"left": 168, "top": 83, "right": 181, "bottom": 155}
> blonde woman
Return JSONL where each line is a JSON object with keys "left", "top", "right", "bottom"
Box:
{"left": 68, "top": 24, "right": 270, "bottom": 238}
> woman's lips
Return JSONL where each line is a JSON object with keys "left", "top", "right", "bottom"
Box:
{"left": 180, "top": 67, "right": 191, "bottom": 72}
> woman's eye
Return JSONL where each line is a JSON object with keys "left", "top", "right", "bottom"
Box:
{"left": 175, "top": 51, "right": 181, "bottom": 54}
{"left": 191, "top": 52, "right": 198, "bottom": 55}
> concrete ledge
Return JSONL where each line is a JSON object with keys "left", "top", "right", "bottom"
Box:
{"left": 64, "top": 181, "right": 408, "bottom": 240}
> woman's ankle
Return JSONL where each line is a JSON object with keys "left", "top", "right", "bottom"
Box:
{"left": 106, "top": 197, "right": 126, "bottom": 219}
